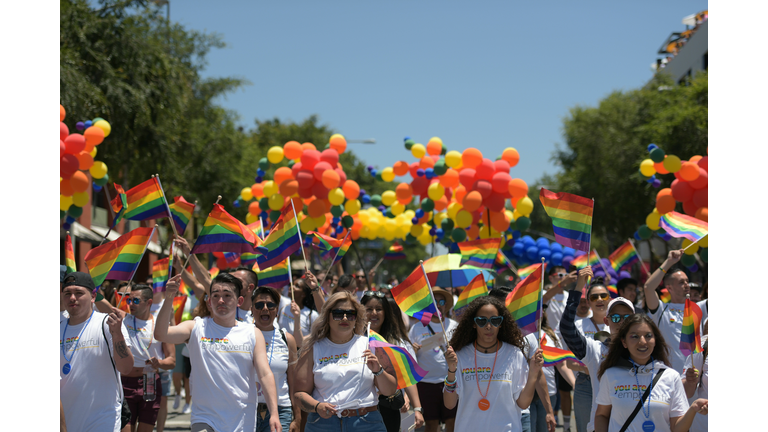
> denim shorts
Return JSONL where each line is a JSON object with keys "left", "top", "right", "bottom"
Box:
{"left": 305, "top": 410, "right": 387, "bottom": 432}
{"left": 256, "top": 405, "right": 293, "bottom": 432}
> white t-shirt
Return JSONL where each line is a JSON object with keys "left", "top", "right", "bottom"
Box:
{"left": 125, "top": 314, "right": 165, "bottom": 367}
{"left": 697, "top": 300, "right": 708, "bottom": 337}
{"left": 408, "top": 319, "right": 458, "bottom": 383}
{"left": 188, "top": 317, "right": 257, "bottom": 432}
{"left": 278, "top": 304, "right": 319, "bottom": 336}
{"left": 546, "top": 291, "right": 569, "bottom": 331}
{"left": 647, "top": 303, "right": 686, "bottom": 373}
{"left": 60, "top": 311, "right": 132, "bottom": 432}
{"left": 258, "top": 328, "right": 291, "bottom": 406}
{"left": 579, "top": 335, "right": 610, "bottom": 431}
{"left": 311, "top": 335, "right": 378, "bottom": 409}
{"left": 236, "top": 308, "right": 254, "bottom": 324}
{"left": 575, "top": 317, "right": 607, "bottom": 341}
{"left": 276, "top": 295, "right": 292, "bottom": 328}
{"left": 150, "top": 299, "right": 164, "bottom": 320}
{"left": 596, "top": 361, "right": 689, "bottom": 432}
{"left": 453, "top": 342, "right": 529, "bottom": 432}
{"left": 683, "top": 350, "right": 708, "bottom": 432}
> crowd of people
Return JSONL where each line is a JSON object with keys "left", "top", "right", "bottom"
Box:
{"left": 60, "top": 241, "right": 708, "bottom": 432}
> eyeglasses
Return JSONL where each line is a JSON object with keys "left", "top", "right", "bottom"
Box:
{"left": 252, "top": 301, "right": 277, "bottom": 311}
{"left": 557, "top": 273, "right": 566, "bottom": 278}
{"left": 589, "top": 293, "right": 610, "bottom": 302}
{"left": 331, "top": 309, "right": 357, "bottom": 321}
{"left": 128, "top": 298, "right": 145, "bottom": 305}
{"left": 609, "top": 313, "right": 632, "bottom": 323}
{"left": 474, "top": 316, "right": 504, "bottom": 328}
{"left": 363, "top": 291, "right": 385, "bottom": 298}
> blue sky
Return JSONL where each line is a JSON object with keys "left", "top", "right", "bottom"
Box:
{"left": 167, "top": 1, "right": 707, "bottom": 186}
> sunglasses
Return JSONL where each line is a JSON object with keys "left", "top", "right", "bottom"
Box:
{"left": 363, "top": 291, "right": 386, "bottom": 298}
{"left": 355, "top": 275, "right": 366, "bottom": 279}
{"left": 589, "top": 293, "right": 610, "bottom": 302}
{"left": 609, "top": 313, "right": 632, "bottom": 323}
{"left": 331, "top": 309, "right": 357, "bottom": 321}
{"left": 252, "top": 301, "right": 277, "bottom": 311}
{"left": 474, "top": 316, "right": 504, "bottom": 328}
{"left": 437, "top": 299, "right": 446, "bottom": 307}
{"left": 128, "top": 298, "right": 145, "bottom": 305}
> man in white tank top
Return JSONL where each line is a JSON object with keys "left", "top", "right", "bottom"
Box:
{"left": 155, "top": 273, "right": 282, "bottom": 432}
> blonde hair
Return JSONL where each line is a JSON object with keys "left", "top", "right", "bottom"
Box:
{"left": 297, "top": 291, "right": 366, "bottom": 360}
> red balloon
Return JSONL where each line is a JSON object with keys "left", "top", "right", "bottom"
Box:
{"left": 493, "top": 159, "right": 510, "bottom": 173}
{"left": 411, "top": 177, "right": 430, "bottom": 197}
{"left": 409, "top": 162, "right": 420, "bottom": 179}
{"left": 671, "top": 179, "right": 693, "bottom": 202}
{"left": 320, "top": 149, "right": 339, "bottom": 167}
{"left": 64, "top": 134, "right": 86, "bottom": 154}
{"left": 692, "top": 187, "right": 708, "bottom": 208}
{"left": 459, "top": 169, "right": 477, "bottom": 188}
{"left": 311, "top": 182, "right": 329, "bottom": 199}
{"left": 296, "top": 170, "right": 315, "bottom": 189}
{"left": 697, "top": 156, "right": 708, "bottom": 172}
{"left": 291, "top": 162, "right": 303, "bottom": 178}
{"left": 60, "top": 122, "right": 69, "bottom": 141}
{"left": 688, "top": 168, "right": 708, "bottom": 190}
{"left": 298, "top": 186, "right": 314, "bottom": 199}
{"left": 335, "top": 168, "right": 347, "bottom": 187}
{"left": 473, "top": 180, "right": 493, "bottom": 199}
{"left": 682, "top": 199, "right": 698, "bottom": 216}
{"left": 301, "top": 150, "right": 321, "bottom": 170}
{"left": 485, "top": 192, "right": 506, "bottom": 212}
{"left": 60, "top": 154, "right": 79, "bottom": 178}
{"left": 475, "top": 159, "right": 495, "bottom": 181}
{"left": 60, "top": 140, "right": 66, "bottom": 159}
{"left": 313, "top": 161, "right": 333, "bottom": 181}
{"left": 491, "top": 172, "right": 511, "bottom": 193}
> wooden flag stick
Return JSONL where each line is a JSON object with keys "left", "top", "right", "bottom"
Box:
{"left": 370, "top": 257, "right": 385, "bottom": 273}
{"left": 289, "top": 200, "right": 309, "bottom": 264}
{"left": 592, "top": 249, "right": 610, "bottom": 275}
{"left": 288, "top": 256, "right": 294, "bottom": 303}
{"left": 155, "top": 174, "right": 179, "bottom": 239}
{"left": 420, "top": 260, "right": 449, "bottom": 346}
{"left": 683, "top": 237, "right": 702, "bottom": 252}
{"left": 182, "top": 196, "right": 220, "bottom": 270}
{"left": 627, "top": 238, "right": 651, "bottom": 277}
{"left": 536, "top": 258, "right": 546, "bottom": 341}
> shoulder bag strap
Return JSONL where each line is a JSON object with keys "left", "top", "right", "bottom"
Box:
{"left": 101, "top": 315, "right": 124, "bottom": 402}
{"left": 279, "top": 328, "right": 288, "bottom": 346}
{"left": 657, "top": 303, "right": 670, "bottom": 327}
{"left": 619, "top": 369, "right": 666, "bottom": 432}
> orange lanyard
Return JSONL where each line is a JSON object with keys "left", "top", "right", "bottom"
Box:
{"left": 474, "top": 340, "right": 499, "bottom": 410}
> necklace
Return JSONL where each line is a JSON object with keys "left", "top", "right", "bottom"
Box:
{"left": 475, "top": 341, "right": 497, "bottom": 353}
{"left": 61, "top": 311, "right": 95, "bottom": 375}
{"left": 474, "top": 340, "right": 499, "bottom": 411}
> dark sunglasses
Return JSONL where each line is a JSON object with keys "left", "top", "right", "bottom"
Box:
{"left": 363, "top": 291, "right": 385, "bottom": 298}
{"left": 474, "top": 316, "right": 504, "bottom": 328}
{"left": 128, "top": 298, "right": 145, "bottom": 305}
{"left": 252, "top": 301, "right": 277, "bottom": 311}
{"left": 589, "top": 293, "right": 610, "bottom": 302}
{"left": 609, "top": 313, "right": 632, "bottom": 323}
{"left": 332, "top": 309, "right": 357, "bottom": 321}
{"left": 437, "top": 299, "right": 446, "bottom": 307}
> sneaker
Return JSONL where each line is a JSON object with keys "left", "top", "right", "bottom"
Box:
{"left": 182, "top": 403, "right": 191, "bottom": 414}
{"left": 173, "top": 394, "right": 181, "bottom": 410}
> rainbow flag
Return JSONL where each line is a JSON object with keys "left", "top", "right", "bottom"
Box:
{"left": 494, "top": 249, "right": 512, "bottom": 272}
{"left": 384, "top": 243, "right": 406, "bottom": 260}
{"left": 247, "top": 221, "right": 265, "bottom": 240}
{"left": 84, "top": 226, "right": 155, "bottom": 289}
{"left": 659, "top": 211, "right": 708, "bottom": 243}
{"left": 223, "top": 252, "right": 240, "bottom": 263}
{"left": 179, "top": 266, "right": 193, "bottom": 297}
{"left": 505, "top": 263, "right": 545, "bottom": 336}
{"left": 458, "top": 238, "right": 501, "bottom": 269}
{"left": 116, "top": 292, "right": 130, "bottom": 313}
{"left": 609, "top": 241, "right": 639, "bottom": 271}
{"left": 257, "top": 205, "right": 301, "bottom": 269}
{"left": 255, "top": 261, "right": 290, "bottom": 289}
{"left": 152, "top": 258, "right": 170, "bottom": 292}
{"left": 517, "top": 264, "right": 538, "bottom": 280}
{"left": 660, "top": 289, "right": 671, "bottom": 304}
{"left": 209, "top": 267, "right": 220, "bottom": 279}
{"left": 680, "top": 298, "right": 703, "bottom": 356}
{"left": 570, "top": 251, "right": 599, "bottom": 269}
{"left": 539, "top": 188, "right": 594, "bottom": 252}
{"left": 191, "top": 204, "right": 264, "bottom": 255}
{"left": 368, "top": 329, "right": 428, "bottom": 389}
{"left": 65, "top": 233, "right": 77, "bottom": 273}
{"left": 391, "top": 266, "right": 439, "bottom": 325}
{"left": 607, "top": 284, "right": 619, "bottom": 299}
{"left": 172, "top": 296, "right": 187, "bottom": 324}
{"left": 110, "top": 184, "right": 128, "bottom": 227}
{"left": 240, "top": 252, "right": 260, "bottom": 268}
{"left": 169, "top": 196, "right": 196, "bottom": 235}
{"left": 454, "top": 274, "right": 488, "bottom": 311}
{"left": 123, "top": 177, "right": 171, "bottom": 221}
{"left": 541, "top": 334, "right": 583, "bottom": 367}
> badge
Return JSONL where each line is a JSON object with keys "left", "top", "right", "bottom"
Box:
{"left": 642, "top": 420, "right": 655, "bottom": 431}
{"left": 62, "top": 363, "right": 71, "bottom": 375}
{"left": 478, "top": 398, "right": 490, "bottom": 411}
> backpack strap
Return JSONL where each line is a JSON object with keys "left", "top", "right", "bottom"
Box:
{"left": 657, "top": 303, "right": 670, "bottom": 327}
{"left": 619, "top": 369, "right": 665, "bottom": 432}
{"left": 278, "top": 328, "right": 288, "bottom": 346}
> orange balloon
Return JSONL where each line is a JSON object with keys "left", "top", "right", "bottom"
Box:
{"left": 653, "top": 160, "right": 669, "bottom": 175}
{"left": 466, "top": 224, "right": 480, "bottom": 241}
{"left": 343, "top": 180, "right": 360, "bottom": 200}
{"left": 679, "top": 162, "right": 700, "bottom": 181}
{"left": 462, "top": 148, "right": 483, "bottom": 169}
{"left": 84, "top": 126, "right": 105, "bottom": 147}
{"left": 426, "top": 140, "right": 442, "bottom": 156}
{"left": 434, "top": 196, "right": 448, "bottom": 211}
{"left": 60, "top": 104, "right": 66, "bottom": 122}
{"left": 274, "top": 167, "right": 294, "bottom": 185}
{"left": 490, "top": 211, "right": 510, "bottom": 233}
{"left": 656, "top": 188, "right": 672, "bottom": 201}
{"left": 284, "top": 141, "right": 303, "bottom": 160}
{"left": 70, "top": 171, "right": 90, "bottom": 193}
{"left": 508, "top": 178, "right": 528, "bottom": 198}
{"left": 463, "top": 191, "right": 483, "bottom": 212}
{"left": 395, "top": 183, "right": 413, "bottom": 200}
{"left": 290, "top": 196, "right": 303, "bottom": 212}
{"left": 454, "top": 185, "right": 467, "bottom": 204}
{"left": 75, "top": 151, "right": 94, "bottom": 170}
{"left": 279, "top": 179, "right": 299, "bottom": 197}
{"left": 251, "top": 183, "right": 264, "bottom": 199}
{"left": 321, "top": 170, "right": 340, "bottom": 189}
{"left": 655, "top": 195, "right": 676, "bottom": 214}
{"left": 398, "top": 195, "right": 413, "bottom": 205}
{"left": 329, "top": 135, "right": 347, "bottom": 154}
{"left": 307, "top": 200, "right": 327, "bottom": 218}
{"left": 60, "top": 178, "right": 74, "bottom": 196}
{"left": 695, "top": 207, "right": 708, "bottom": 222}
{"left": 501, "top": 148, "right": 520, "bottom": 167}
{"left": 439, "top": 169, "right": 460, "bottom": 188}
{"left": 248, "top": 201, "right": 260, "bottom": 216}
{"left": 419, "top": 156, "right": 435, "bottom": 169}
{"left": 301, "top": 142, "right": 317, "bottom": 152}
{"left": 689, "top": 155, "right": 702, "bottom": 163}
{"left": 393, "top": 161, "right": 410, "bottom": 177}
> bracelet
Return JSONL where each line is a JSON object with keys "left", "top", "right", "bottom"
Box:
{"left": 443, "top": 384, "right": 456, "bottom": 393}
{"left": 444, "top": 375, "right": 457, "bottom": 385}
{"left": 659, "top": 267, "right": 667, "bottom": 274}
{"left": 447, "top": 368, "right": 456, "bottom": 374}
{"left": 373, "top": 366, "right": 384, "bottom": 376}
{"left": 314, "top": 402, "right": 320, "bottom": 413}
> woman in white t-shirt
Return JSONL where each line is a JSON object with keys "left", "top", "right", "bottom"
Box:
{"left": 594, "top": 314, "right": 707, "bottom": 432}
{"left": 444, "top": 296, "right": 544, "bottom": 432}
{"left": 294, "top": 291, "right": 398, "bottom": 431}
{"left": 278, "top": 278, "right": 320, "bottom": 348}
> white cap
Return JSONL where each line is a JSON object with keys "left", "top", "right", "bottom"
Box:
{"left": 607, "top": 297, "right": 635, "bottom": 314}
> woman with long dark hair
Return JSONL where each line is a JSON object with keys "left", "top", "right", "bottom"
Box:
{"left": 361, "top": 291, "right": 425, "bottom": 431}
{"left": 594, "top": 314, "right": 707, "bottom": 432}
{"left": 443, "top": 296, "right": 543, "bottom": 431}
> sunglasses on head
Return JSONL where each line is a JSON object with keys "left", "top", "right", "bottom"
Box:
{"left": 331, "top": 309, "right": 357, "bottom": 321}
{"left": 363, "top": 291, "right": 385, "bottom": 298}
{"left": 609, "top": 313, "right": 632, "bottom": 323}
{"left": 474, "top": 316, "right": 504, "bottom": 328}
{"left": 252, "top": 301, "right": 277, "bottom": 311}
{"left": 128, "top": 298, "right": 145, "bottom": 305}
{"left": 589, "top": 292, "right": 610, "bottom": 302}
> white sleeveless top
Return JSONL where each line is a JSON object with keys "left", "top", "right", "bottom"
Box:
{"left": 125, "top": 314, "right": 164, "bottom": 367}
{"left": 258, "top": 328, "right": 291, "bottom": 406}
{"left": 188, "top": 317, "right": 257, "bottom": 432}
{"left": 311, "top": 334, "right": 378, "bottom": 409}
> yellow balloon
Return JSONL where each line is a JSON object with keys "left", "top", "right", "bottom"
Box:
{"left": 698, "top": 235, "right": 708, "bottom": 248}
{"left": 312, "top": 215, "right": 326, "bottom": 227}
{"left": 681, "top": 238, "right": 692, "bottom": 248}
{"left": 267, "top": 193, "right": 283, "bottom": 210}
{"left": 246, "top": 212, "right": 258, "bottom": 224}
{"left": 427, "top": 183, "right": 445, "bottom": 201}
{"left": 512, "top": 209, "right": 522, "bottom": 220}
{"left": 505, "top": 209, "right": 514, "bottom": 221}
{"left": 381, "top": 190, "right": 396, "bottom": 206}
{"left": 89, "top": 161, "right": 108, "bottom": 179}
{"left": 358, "top": 211, "right": 370, "bottom": 224}
{"left": 684, "top": 243, "right": 699, "bottom": 255}
{"left": 434, "top": 212, "right": 446, "bottom": 226}
{"left": 445, "top": 151, "right": 462, "bottom": 168}
{"left": 411, "top": 143, "right": 426, "bottom": 159}
{"left": 391, "top": 202, "right": 404, "bottom": 215}
{"left": 94, "top": 120, "right": 111, "bottom": 137}
{"left": 345, "top": 199, "right": 361, "bottom": 215}
{"left": 447, "top": 202, "right": 462, "bottom": 219}
{"left": 410, "top": 224, "right": 423, "bottom": 237}
{"left": 262, "top": 181, "right": 277, "bottom": 197}
{"left": 328, "top": 188, "right": 345, "bottom": 206}
{"left": 403, "top": 209, "right": 416, "bottom": 219}
{"left": 241, "top": 187, "right": 253, "bottom": 201}
{"left": 385, "top": 219, "right": 397, "bottom": 232}
{"left": 646, "top": 212, "right": 661, "bottom": 230}
{"left": 368, "top": 217, "right": 381, "bottom": 233}
{"left": 60, "top": 194, "right": 73, "bottom": 211}
{"left": 516, "top": 196, "right": 534, "bottom": 216}
{"left": 639, "top": 159, "right": 656, "bottom": 177}
{"left": 381, "top": 167, "right": 395, "bottom": 182}
{"left": 456, "top": 210, "right": 472, "bottom": 228}
{"left": 267, "top": 146, "right": 284, "bottom": 164}
{"left": 663, "top": 155, "right": 682, "bottom": 173}
{"left": 300, "top": 217, "right": 314, "bottom": 233}
{"left": 72, "top": 192, "right": 90, "bottom": 207}
{"left": 89, "top": 147, "right": 97, "bottom": 158}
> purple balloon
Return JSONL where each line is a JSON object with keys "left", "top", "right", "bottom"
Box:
{"left": 562, "top": 255, "right": 573, "bottom": 269}
{"left": 75, "top": 121, "right": 85, "bottom": 131}
{"left": 688, "top": 263, "right": 699, "bottom": 272}
{"left": 594, "top": 270, "right": 606, "bottom": 279}
{"left": 619, "top": 271, "right": 632, "bottom": 281}
{"left": 652, "top": 179, "right": 661, "bottom": 188}
{"left": 574, "top": 250, "right": 586, "bottom": 257}
{"left": 367, "top": 165, "right": 374, "bottom": 171}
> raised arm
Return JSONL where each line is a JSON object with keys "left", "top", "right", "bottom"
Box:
{"left": 542, "top": 270, "right": 577, "bottom": 303}
{"left": 176, "top": 237, "right": 211, "bottom": 289}
{"left": 290, "top": 301, "right": 304, "bottom": 349}
{"left": 559, "top": 267, "right": 592, "bottom": 360}
{"left": 154, "top": 275, "right": 195, "bottom": 344}
{"left": 306, "top": 270, "right": 326, "bottom": 312}
{"left": 106, "top": 307, "right": 134, "bottom": 374}
{"left": 253, "top": 328, "right": 281, "bottom": 432}
{"left": 643, "top": 249, "right": 683, "bottom": 312}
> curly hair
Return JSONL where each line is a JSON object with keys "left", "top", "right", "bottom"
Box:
{"left": 297, "top": 292, "right": 367, "bottom": 360}
{"left": 448, "top": 296, "right": 525, "bottom": 353}
{"left": 597, "top": 314, "right": 670, "bottom": 379}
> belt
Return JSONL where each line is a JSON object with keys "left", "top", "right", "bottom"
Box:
{"left": 338, "top": 405, "right": 378, "bottom": 418}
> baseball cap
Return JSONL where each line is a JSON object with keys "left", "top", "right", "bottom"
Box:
{"left": 62, "top": 272, "right": 96, "bottom": 291}
{"left": 606, "top": 297, "right": 635, "bottom": 314}
{"left": 60, "top": 265, "right": 67, "bottom": 282}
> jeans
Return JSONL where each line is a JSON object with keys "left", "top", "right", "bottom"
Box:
{"left": 305, "top": 410, "right": 387, "bottom": 432}
{"left": 530, "top": 394, "right": 558, "bottom": 432}
{"left": 521, "top": 411, "right": 531, "bottom": 432}
{"left": 573, "top": 374, "right": 593, "bottom": 432}
{"left": 256, "top": 405, "right": 293, "bottom": 432}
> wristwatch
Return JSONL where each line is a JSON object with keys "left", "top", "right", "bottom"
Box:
{"left": 414, "top": 407, "right": 423, "bottom": 413}
{"left": 373, "top": 365, "right": 385, "bottom": 376}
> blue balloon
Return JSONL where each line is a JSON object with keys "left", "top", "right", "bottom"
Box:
{"left": 260, "top": 211, "right": 268, "bottom": 218}
{"left": 526, "top": 246, "right": 538, "bottom": 260}
{"left": 257, "top": 168, "right": 265, "bottom": 177}
{"left": 550, "top": 243, "right": 563, "bottom": 253}
{"left": 416, "top": 169, "right": 425, "bottom": 177}
{"left": 562, "top": 255, "right": 573, "bottom": 269}
{"left": 512, "top": 242, "right": 525, "bottom": 256}
{"left": 332, "top": 217, "right": 340, "bottom": 224}
{"left": 65, "top": 216, "right": 76, "bottom": 224}
{"left": 415, "top": 209, "right": 425, "bottom": 218}
{"left": 634, "top": 231, "right": 642, "bottom": 241}
{"left": 62, "top": 223, "right": 71, "bottom": 230}
{"left": 435, "top": 228, "right": 444, "bottom": 238}
{"left": 335, "top": 225, "right": 344, "bottom": 235}
{"left": 255, "top": 176, "right": 263, "bottom": 183}
{"left": 647, "top": 143, "right": 658, "bottom": 152}
{"left": 425, "top": 168, "right": 434, "bottom": 176}
{"left": 84, "top": 120, "right": 92, "bottom": 128}
{"left": 370, "top": 169, "right": 377, "bottom": 177}
{"left": 403, "top": 137, "right": 411, "bottom": 142}
{"left": 539, "top": 249, "right": 552, "bottom": 262}
{"left": 562, "top": 247, "right": 575, "bottom": 256}
{"left": 645, "top": 175, "right": 656, "bottom": 184}
{"left": 361, "top": 194, "right": 371, "bottom": 204}
{"left": 92, "top": 184, "right": 102, "bottom": 192}
{"left": 551, "top": 252, "right": 563, "bottom": 267}
{"left": 512, "top": 230, "right": 521, "bottom": 240}
{"left": 233, "top": 200, "right": 240, "bottom": 208}
{"left": 522, "top": 235, "right": 535, "bottom": 246}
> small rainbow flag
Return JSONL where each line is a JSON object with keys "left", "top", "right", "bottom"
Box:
{"left": 454, "top": 274, "right": 487, "bottom": 311}
{"left": 517, "top": 264, "right": 538, "bottom": 280}
{"left": 123, "top": 177, "right": 171, "bottom": 221}
{"left": 169, "top": 196, "right": 196, "bottom": 235}
{"left": 369, "top": 329, "right": 429, "bottom": 389}
{"left": 505, "top": 262, "right": 544, "bottom": 336}
{"left": 240, "top": 252, "right": 260, "bottom": 268}
{"left": 257, "top": 205, "right": 302, "bottom": 269}
{"left": 384, "top": 243, "right": 406, "bottom": 260}
{"left": 570, "top": 251, "right": 599, "bottom": 270}
{"left": 494, "top": 249, "right": 512, "bottom": 272}
{"left": 65, "top": 233, "right": 77, "bottom": 273}
{"left": 176, "top": 265, "right": 193, "bottom": 297}
{"left": 110, "top": 184, "right": 128, "bottom": 227}
{"left": 152, "top": 258, "right": 170, "bottom": 292}
{"left": 307, "top": 231, "right": 351, "bottom": 264}
{"left": 680, "top": 298, "right": 703, "bottom": 356}
{"left": 609, "top": 241, "right": 639, "bottom": 271}
{"left": 191, "top": 204, "right": 264, "bottom": 255}
{"left": 458, "top": 238, "right": 501, "bottom": 269}
{"left": 116, "top": 292, "right": 130, "bottom": 313}
{"left": 607, "top": 284, "right": 619, "bottom": 299}
{"left": 659, "top": 211, "right": 708, "bottom": 243}
{"left": 172, "top": 296, "right": 187, "bottom": 324}
{"left": 391, "top": 266, "right": 439, "bottom": 325}
{"left": 255, "top": 261, "right": 290, "bottom": 289}
{"left": 541, "top": 334, "right": 584, "bottom": 367}
{"left": 539, "top": 188, "right": 594, "bottom": 252}
{"left": 247, "top": 221, "right": 265, "bottom": 240}
{"left": 660, "top": 288, "right": 671, "bottom": 304}
{"left": 223, "top": 252, "right": 240, "bottom": 263}
{"left": 209, "top": 267, "right": 220, "bottom": 279}
{"left": 84, "top": 226, "right": 156, "bottom": 289}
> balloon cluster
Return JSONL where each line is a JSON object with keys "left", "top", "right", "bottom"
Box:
{"left": 508, "top": 235, "right": 577, "bottom": 268}
{"left": 636, "top": 144, "right": 708, "bottom": 271}
{"left": 59, "top": 105, "right": 112, "bottom": 230}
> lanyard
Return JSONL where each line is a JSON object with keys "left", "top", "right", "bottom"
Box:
{"left": 61, "top": 311, "right": 95, "bottom": 363}
{"left": 474, "top": 340, "right": 499, "bottom": 408}
{"left": 132, "top": 315, "right": 154, "bottom": 358}
{"left": 629, "top": 357, "right": 655, "bottom": 420}
{"left": 267, "top": 328, "right": 276, "bottom": 365}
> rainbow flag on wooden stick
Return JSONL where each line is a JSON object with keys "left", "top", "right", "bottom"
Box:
{"left": 152, "top": 258, "right": 170, "bottom": 292}
{"left": 110, "top": 184, "right": 128, "bottom": 227}
{"left": 123, "top": 177, "right": 171, "bottom": 221}
{"left": 517, "top": 264, "right": 538, "bottom": 280}
{"left": 191, "top": 204, "right": 264, "bottom": 255}
{"left": 256, "top": 206, "right": 301, "bottom": 269}
{"left": 368, "top": 329, "right": 428, "bottom": 389}
{"left": 541, "top": 334, "right": 584, "bottom": 366}
{"left": 391, "top": 265, "right": 439, "bottom": 325}
{"left": 307, "top": 230, "right": 351, "bottom": 264}
{"left": 255, "top": 261, "right": 290, "bottom": 289}
{"left": 505, "top": 262, "right": 545, "bottom": 336}
{"left": 65, "top": 233, "right": 77, "bottom": 273}
{"left": 453, "top": 273, "right": 487, "bottom": 312}
{"left": 570, "top": 251, "right": 599, "bottom": 270}
{"left": 609, "top": 241, "right": 639, "bottom": 271}
{"left": 680, "top": 298, "right": 703, "bottom": 356}
{"left": 458, "top": 238, "right": 501, "bottom": 269}
{"left": 659, "top": 211, "right": 708, "bottom": 243}
{"left": 169, "top": 196, "right": 196, "bottom": 235}
{"left": 539, "top": 188, "right": 594, "bottom": 252}
{"left": 84, "top": 226, "right": 156, "bottom": 289}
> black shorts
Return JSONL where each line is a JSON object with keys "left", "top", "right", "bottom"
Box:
{"left": 555, "top": 367, "right": 572, "bottom": 392}
{"left": 183, "top": 355, "right": 191, "bottom": 378}
{"left": 417, "top": 381, "right": 457, "bottom": 423}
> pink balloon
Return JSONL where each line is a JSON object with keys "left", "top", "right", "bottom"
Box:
{"left": 335, "top": 168, "right": 347, "bottom": 187}
{"left": 291, "top": 162, "right": 303, "bottom": 178}
{"left": 491, "top": 172, "right": 512, "bottom": 193}
{"left": 60, "top": 122, "right": 69, "bottom": 141}
{"left": 313, "top": 161, "right": 333, "bottom": 181}
{"left": 493, "top": 159, "right": 510, "bottom": 173}
{"left": 459, "top": 169, "right": 477, "bottom": 188}
{"left": 473, "top": 180, "right": 493, "bottom": 199}
{"left": 296, "top": 170, "right": 314, "bottom": 189}
{"left": 64, "top": 133, "right": 86, "bottom": 154}
{"left": 475, "top": 159, "right": 495, "bottom": 181}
